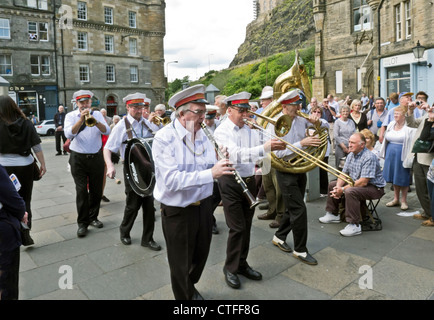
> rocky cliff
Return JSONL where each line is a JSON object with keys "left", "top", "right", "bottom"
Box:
{"left": 230, "top": 0, "right": 315, "bottom": 67}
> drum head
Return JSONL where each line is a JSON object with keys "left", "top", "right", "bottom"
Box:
{"left": 124, "top": 138, "right": 155, "bottom": 197}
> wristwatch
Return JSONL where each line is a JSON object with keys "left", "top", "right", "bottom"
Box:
{"left": 341, "top": 186, "right": 345, "bottom": 194}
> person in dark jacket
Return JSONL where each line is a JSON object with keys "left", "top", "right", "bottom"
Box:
{"left": 0, "top": 164, "right": 27, "bottom": 300}
{"left": 53, "top": 104, "right": 67, "bottom": 155}
{"left": 0, "top": 95, "right": 46, "bottom": 233}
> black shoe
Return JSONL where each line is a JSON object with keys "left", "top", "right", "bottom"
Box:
{"left": 293, "top": 252, "right": 318, "bottom": 265}
{"left": 77, "top": 226, "right": 88, "bottom": 237}
{"left": 192, "top": 288, "right": 204, "bottom": 300}
{"left": 120, "top": 236, "right": 131, "bottom": 245}
{"left": 238, "top": 266, "right": 262, "bottom": 280}
{"left": 101, "top": 195, "right": 110, "bottom": 202}
{"left": 63, "top": 151, "right": 68, "bottom": 155}
{"left": 141, "top": 240, "right": 161, "bottom": 251}
{"left": 272, "top": 239, "right": 292, "bottom": 252}
{"left": 223, "top": 267, "right": 240, "bottom": 289}
{"left": 90, "top": 219, "right": 103, "bottom": 228}
{"left": 212, "top": 224, "right": 219, "bottom": 234}
{"left": 55, "top": 152, "right": 62, "bottom": 156}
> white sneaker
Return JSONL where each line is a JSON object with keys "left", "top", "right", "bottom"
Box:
{"left": 339, "top": 223, "right": 362, "bottom": 237}
{"left": 319, "top": 212, "right": 340, "bottom": 224}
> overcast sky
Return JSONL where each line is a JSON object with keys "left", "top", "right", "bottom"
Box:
{"left": 164, "top": 0, "right": 255, "bottom": 82}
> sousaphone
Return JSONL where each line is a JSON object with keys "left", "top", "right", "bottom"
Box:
{"left": 124, "top": 138, "right": 155, "bottom": 197}
{"left": 255, "top": 50, "right": 328, "bottom": 174}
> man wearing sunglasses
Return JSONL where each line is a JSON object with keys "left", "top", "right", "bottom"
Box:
{"left": 214, "top": 91, "right": 286, "bottom": 290}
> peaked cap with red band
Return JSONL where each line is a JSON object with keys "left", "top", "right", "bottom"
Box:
{"left": 73, "top": 90, "right": 94, "bottom": 102}
{"left": 224, "top": 91, "right": 252, "bottom": 108}
{"left": 277, "top": 89, "right": 301, "bottom": 105}
{"left": 123, "top": 93, "right": 150, "bottom": 107}
{"left": 168, "top": 84, "right": 208, "bottom": 109}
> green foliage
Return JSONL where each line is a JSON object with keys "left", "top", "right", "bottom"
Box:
{"left": 166, "top": 46, "right": 315, "bottom": 101}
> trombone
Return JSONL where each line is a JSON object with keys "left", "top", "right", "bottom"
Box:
{"left": 244, "top": 114, "right": 354, "bottom": 186}
{"left": 151, "top": 115, "right": 171, "bottom": 126}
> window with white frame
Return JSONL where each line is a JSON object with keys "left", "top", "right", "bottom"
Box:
{"left": 353, "top": 0, "right": 372, "bottom": 32}
{"left": 79, "top": 64, "right": 90, "bottom": 82}
{"left": 28, "top": 22, "right": 48, "bottom": 41}
{"left": 105, "top": 35, "right": 114, "bottom": 53}
{"left": 30, "top": 55, "right": 50, "bottom": 75}
{"left": 41, "top": 56, "right": 50, "bottom": 75}
{"left": 27, "top": 0, "right": 47, "bottom": 10}
{"left": 129, "top": 11, "right": 137, "bottom": 28}
{"left": 0, "top": 54, "right": 12, "bottom": 75}
{"left": 130, "top": 66, "right": 138, "bottom": 82}
{"left": 77, "top": 32, "right": 88, "bottom": 50}
{"left": 0, "top": 18, "right": 10, "bottom": 39}
{"left": 335, "top": 70, "right": 343, "bottom": 94}
{"left": 104, "top": 7, "right": 113, "bottom": 25}
{"left": 77, "top": 2, "right": 87, "bottom": 20}
{"left": 405, "top": 1, "right": 411, "bottom": 39}
{"left": 106, "top": 65, "right": 115, "bottom": 82}
{"left": 129, "top": 38, "right": 137, "bottom": 55}
{"left": 30, "top": 55, "right": 39, "bottom": 75}
{"left": 395, "top": 3, "right": 402, "bottom": 41}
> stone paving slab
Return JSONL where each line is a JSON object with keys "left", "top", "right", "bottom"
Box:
{"left": 17, "top": 137, "right": 434, "bottom": 301}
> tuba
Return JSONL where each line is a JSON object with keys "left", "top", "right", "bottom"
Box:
{"left": 256, "top": 50, "right": 329, "bottom": 174}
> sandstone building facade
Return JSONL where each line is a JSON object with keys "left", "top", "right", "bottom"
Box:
{"left": 312, "top": 0, "right": 433, "bottom": 102}
{"left": 0, "top": 0, "right": 165, "bottom": 119}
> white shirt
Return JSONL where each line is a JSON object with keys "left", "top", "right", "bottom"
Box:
{"left": 214, "top": 117, "right": 265, "bottom": 177}
{"left": 271, "top": 113, "right": 327, "bottom": 160}
{"left": 152, "top": 119, "right": 216, "bottom": 207}
{"left": 64, "top": 110, "right": 110, "bottom": 154}
{"left": 104, "top": 114, "right": 159, "bottom": 160}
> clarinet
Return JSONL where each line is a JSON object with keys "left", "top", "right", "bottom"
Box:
{"left": 201, "top": 123, "right": 261, "bottom": 209}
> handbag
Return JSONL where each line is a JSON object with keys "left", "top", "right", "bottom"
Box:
{"left": 33, "top": 157, "right": 41, "bottom": 181}
{"left": 20, "top": 221, "right": 34, "bottom": 246}
{"left": 411, "top": 138, "right": 434, "bottom": 153}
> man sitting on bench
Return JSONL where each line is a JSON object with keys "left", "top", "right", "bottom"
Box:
{"left": 318, "top": 132, "right": 386, "bottom": 236}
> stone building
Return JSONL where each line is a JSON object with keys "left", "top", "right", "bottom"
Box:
{"left": 312, "top": 0, "right": 434, "bottom": 103}
{"left": 254, "top": 0, "right": 285, "bottom": 18}
{"left": 0, "top": 0, "right": 165, "bottom": 119}
{"left": 0, "top": 0, "right": 58, "bottom": 120}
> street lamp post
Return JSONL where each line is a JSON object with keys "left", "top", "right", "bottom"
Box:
{"left": 166, "top": 60, "right": 178, "bottom": 82}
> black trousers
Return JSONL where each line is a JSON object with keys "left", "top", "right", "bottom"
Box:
{"left": 5, "top": 164, "right": 34, "bottom": 229}
{"left": 275, "top": 170, "right": 308, "bottom": 253}
{"left": 55, "top": 130, "right": 67, "bottom": 153}
{"left": 120, "top": 169, "right": 155, "bottom": 243}
{"left": 0, "top": 247, "right": 20, "bottom": 300}
{"left": 161, "top": 197, "right": 213, "bottom": 300}
{"left": 69, "top": 150, "right": 104, "bottom": 227}
{"left": 218, "top": 174, "right": 256, "bottom": 274}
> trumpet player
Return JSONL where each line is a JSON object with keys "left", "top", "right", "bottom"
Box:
{"left": 214, "top": 92, "right": 286, "bottom": 289}
{"left": 64, "top": 90, "right": 110, "bottom": 238}
{"left": 270, "top": 89, "right": 325, "bottom": 265}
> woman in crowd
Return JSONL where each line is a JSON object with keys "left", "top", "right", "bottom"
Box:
{"left": 0, "top": 164, "right": 27, "bottom": 300}
{"left": 0, "top": 96, "right": 46, "bottom": 238}
{"left": 349, "top": 99, "right": 368, "bottom": 132}
{"left": 380, "top": 106, "right": 416, "bottom": 211}
{"left": 361, "top": 129, "right": 380, "bottom": 159}
{"left": 333, "top": 105, "right": 356, "bottom": 169}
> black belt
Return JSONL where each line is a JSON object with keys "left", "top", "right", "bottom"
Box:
{"left": 71, "top": 150, "right": 101, "bottom": 159}
{"left": 242, "top": 176, "right": 254, "bottom": 184}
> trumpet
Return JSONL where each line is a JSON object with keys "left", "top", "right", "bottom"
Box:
{"left": 85, "top": 113, "right": 97, "bottom": 127}
{"left": 244, "top": 118, "right": 354, "bottom": 186}
{"left": 151, "top": 115, "right": 171, "bottom": 126}
{"left": 200, "top": 123, "right": 261, "bottom": 209}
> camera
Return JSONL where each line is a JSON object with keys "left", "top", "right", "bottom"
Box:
{"left": 416, "top": 100, "right": 421, "bottom": 106}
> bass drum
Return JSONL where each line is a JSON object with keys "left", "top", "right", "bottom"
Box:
{"left": 124, "top": 138, "right": 155, "bottom": 197}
